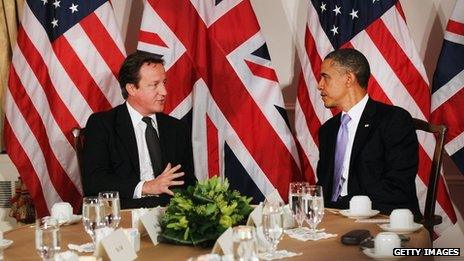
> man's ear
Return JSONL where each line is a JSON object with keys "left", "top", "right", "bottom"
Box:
{"left": 346, "top": 71, "right": 356, "bottom": 87}
{"left": 126, "top": 83, "right": 136, "bottom": 96}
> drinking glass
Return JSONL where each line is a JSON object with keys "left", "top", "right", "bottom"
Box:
{"left": 261, "top": 201, "right": 283, "bottom": 259}
{"left": 82, "top": 197, "right": 105, "bottom": 247}
{"left": 35, "top": 216, "right": 60, "bottom": 260}
{"left": 288, "top": 182, "right": 308, "bottom": 231}
{"left": 98, "top": 191, "right": 121, "bottom": 228}
{"left": 232, "top": 226, "right": 259, "bottom": 261}
{"left": 302, "top": 185, "right": 324, "bottom": 239}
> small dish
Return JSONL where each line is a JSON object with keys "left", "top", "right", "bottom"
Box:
{"left": 58, "top": 214, "right": 82, "bottom": 225}
{"left": 339, "top": 209, "right": 380, "bottom": 219}
{"left": 362, "top": 248, "right": 402, "bottom": 260}
{"left": 378, "top": 223, "right": 423, "bottom": 234}
{"left": 0, "top": 239, "right": 13, "bottom": 249}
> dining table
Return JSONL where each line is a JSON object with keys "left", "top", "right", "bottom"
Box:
{"left": 3, "top": 209, "right": 431, "bottom": 260}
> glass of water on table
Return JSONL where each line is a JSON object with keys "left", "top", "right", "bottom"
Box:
{"left": 289, "top": 182, "right": 309, "bottom": 233}
{"left": 82, "top": 196, "right": 105, "bottom": 248}
{"left": 35, "top": 216, "right": 60, "bottom": 260}
{"left": 98, "top": 191, "right": 121, "bottom": 228}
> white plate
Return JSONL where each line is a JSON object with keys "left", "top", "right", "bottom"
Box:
{"left": 339, "top": 209, "right": 380, "bottom": 219}
{"left": 59, "top": 214, "right": 82, "bottom": 225}
{"left": 0, "top": 239, "right": 13, "bottom": 250}
{"left": 378, "top": 223, "right": 423, "bottom": 234}
{"left": 363, "top": 248, "right": 402, "bottom": 260}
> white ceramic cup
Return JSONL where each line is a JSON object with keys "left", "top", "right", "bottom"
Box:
{"left": 390, "top": 209, "right": 414, "bottom": 229}
{"left": 51, "top": 202, "right": 73, "bottom": 222}
{"left": 374, "top": 232, "right": 401, "bottom": 256}
{"left": 349, "top": 196, "right": 372, "bottom": 215}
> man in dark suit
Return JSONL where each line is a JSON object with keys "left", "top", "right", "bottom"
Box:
{"left": 82, "top": 51, "right": 196, "bottom": 209}
{"left": 316, "top": 48, "right": 421, "bottom": 217}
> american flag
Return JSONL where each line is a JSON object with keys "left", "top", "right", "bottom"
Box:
{"left": 431, "top": 0, "right": 464, "bottom": 176}
{"left": 294, "top": 0, "right": 457, "bottom": 236}
{"left": 137, "top": 0, "right": 301, "bottom": 202}
{"left": 4, "top": 0, "right": 125, "bottom": 217}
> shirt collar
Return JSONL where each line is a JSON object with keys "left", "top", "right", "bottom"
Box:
{"left": 342, "top": 94, "right": 368, "bottom": 123}
{"left": 126, "top": 102, "right": 158, "bottom": 129}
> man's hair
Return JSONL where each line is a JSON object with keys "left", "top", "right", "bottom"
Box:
{"left": 325, "top": 48, "right": 370, "bottom": 88}
{"left": 118, "top": 51, "right": 165, "bottom": 99}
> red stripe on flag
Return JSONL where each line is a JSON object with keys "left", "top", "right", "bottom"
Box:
{"left": 431, "top": 86, "right": 464, "bottom": 143}
{"left": 154, "top": 0, "right": 298, "bottom": 199}
{"left": 295, "top": 138, "right": 316, "bottom": 184}
{"left": 80, "top": 13, "right": 125, "bottom": 77}
{"left": 207, "top": 115, "right": 219, "bottom": 178}
{"left": 209, "top": 0, "right": 260, "bottom": 55}
{"left": 139, "top": 30, "right": 169, "bottom": 47}
{"left": 367, "top": 76, "right": 393, "bottom": 105}
{"left": 304, "top": 27, "right": 322, "bottom": 81}
{"left": 52, "top": 37, "right": 113, "bottom": 112}
{"left": 17, "top": 28, "right": 78, "bottom": 144}
{"left": 365, "top": 20, "right": 430, "bottom": 119}
{"left": 296, "top": 74, "right": 321, "bottom": 146}
{"left": 244, "top": 60, "right": 278, "bottom": 82}
{"left": 164, "top": 54, "right": 198, "bottom": 114}
{"left": 446, "top": 19, "right": 464, "bottom": 36}
{"left": 395, "top": 2, "right": 406, "bottom": 22}
{"left": 4, "top": 120, "right": 50, "bottom": 217}
{"left": 8, "top": 68, "right": 83, "bottom": 209}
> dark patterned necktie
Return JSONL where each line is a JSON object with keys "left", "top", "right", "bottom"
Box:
{"left": 142, "top": 117, "right": 163, "bottom": 176}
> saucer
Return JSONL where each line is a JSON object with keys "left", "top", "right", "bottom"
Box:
{"left": 378, "top": 223, "right": 423, "bottom": 234}
{"left": 339, "top": 209, "right": 380, "bottom": 219}
{"left": 58, "top": 214, "right": 82, "bottom": 225}
{"left": 0, "top": 239, "right": 13, "bottom": 250}
{"left": 363, "top": 248, "right": 402, "bottom": 260}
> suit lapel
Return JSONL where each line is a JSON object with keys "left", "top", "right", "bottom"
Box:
{"left": 349, "top": 98, "right": 376, "bottom": 169}
{"left": 115, "top": 104, "right": 140, "bottom": 172}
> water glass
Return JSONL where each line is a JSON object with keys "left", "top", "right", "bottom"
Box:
{"left": 261, "top": 201, "right": 283, "bottom": 259}
{"left": 232, "top": 226, "right": 258, "bottom": 261}
{"left": 98, "top": 191, "right": 121, "bottom": 228}
{"left": 35, "top": 216, "right": 60, "bottom": 260}
{"left": 302, "top": 185, "right": 324, "bottom": 238}
{"left": 82, "top": 197, "right": 105, "bottom": 246}
{"left": 288, "top": 182, "right": 308, "bottom": 229}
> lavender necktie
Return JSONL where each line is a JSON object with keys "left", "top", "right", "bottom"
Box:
{"left": 331, "top": 113, "right": 351, "bottom": 202}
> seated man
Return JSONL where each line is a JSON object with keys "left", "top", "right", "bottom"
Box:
{"left": 316, "top": 48, "right": 421, "bottom": 217}
{"left": 82, "top": 51, "right": 197, "bottom": 209}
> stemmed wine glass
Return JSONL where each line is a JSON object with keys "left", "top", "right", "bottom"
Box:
{"left": 261, "top": 200, "right": 284, "bottom": 259}
{"left": 302, "top": 185, "right": 324, "bottom": 239}
{"left": 289, "top": 182, "right": 308, "bottom": 232}
{"left": 98, "top": 191, "right": 121, "bottom": 228}
{"left": 35, "top": 216, "right": 60, "bottom": 260}
{"left": 82, "top": 197, "right": 105, "bottom": 249}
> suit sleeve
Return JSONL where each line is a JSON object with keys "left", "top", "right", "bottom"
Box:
{"left": 362, "top": 109, "right": 419, "bottom": 207}
{"left": 82, "top": 114, "right": 140, "bottom": 199}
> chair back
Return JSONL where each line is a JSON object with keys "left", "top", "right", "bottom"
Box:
{"left": 71, "top": 127, "right": 85, "bottom": 174}
{"left": 412, "top": 118, "right": 446, "bottom": 239}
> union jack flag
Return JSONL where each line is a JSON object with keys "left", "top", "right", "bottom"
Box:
{"left": 431, "top": 0, "right": 464, "bottom": 176}
{"left": 137, "top": 0, "right": 301, "bottom": 202}
{"left": 294, "top": 0, "right": 457, "bottom": 236}
{"left": 4, "top": 0, "right": 125, "bottom": 217}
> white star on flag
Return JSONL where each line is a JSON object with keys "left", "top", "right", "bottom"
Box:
{"left": 321, "top": 2, "right": 327, "bottom": 12}
{"left": 41, "top": 0, "right": 48, "bottom": 5}
{"left": 333, "top": 5, "right": 341, "bottom": 16}
{"left": 69, "top": 3, "right": 78, "bottom": 13}
{"left": 330, "top": 25, "right": 339, "bottom": 35}
{"left": 53, "top": 0, "right": 60, "bottom": 8}
{"left": 349, "top": 9, "right": 359, "bottom": 20}
{"left": 51, "top": 18, "right": 58, "bottom": 28}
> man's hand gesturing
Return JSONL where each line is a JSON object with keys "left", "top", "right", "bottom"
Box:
{"left": 142, "top": 163, "right": 185, "bottom": 196}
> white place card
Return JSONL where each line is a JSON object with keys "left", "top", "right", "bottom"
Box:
{"left": 247, "top": 203, "right": 263, "bottom": 226}
{"left": 212, "top": 227, "right": 233, "bottom": 255}
{"left": 140, "top": 207, "right": 163, "bottom": 245}
{"left": 100, "top": 229, "right": 137, "bottom": 261}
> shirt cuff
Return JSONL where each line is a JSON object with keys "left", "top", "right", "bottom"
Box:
{"left": 133, "top": 181, "right": 145, "bottom": 199}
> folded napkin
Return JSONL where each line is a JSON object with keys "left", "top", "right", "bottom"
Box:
{"left": 259, "top": 250, "right": 302, "bottom": 260}
{"left": 285, "top": 229, "right": 337, "bottom": 241}
{"left": 68, "top": 243, "right": 94, "bottom": 253}
{"left": 54, "top": 251, "right": 79, "bottom": 261}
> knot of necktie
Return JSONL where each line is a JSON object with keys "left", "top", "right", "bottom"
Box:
{"left": 341, "top": 113, "right": 351, "bottom": 126}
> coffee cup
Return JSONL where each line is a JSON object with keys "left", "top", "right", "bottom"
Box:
{"left": 51, "top": 202, "right": 73, "bottom": 223}
{"left": 349, "top": 196, "right": 372, "bottom": 215}
{"left": 390, "top": 209, "right": 414, "bottom": 229}
{"left": 374, "top": 232, "right": 401, "bottom": 256}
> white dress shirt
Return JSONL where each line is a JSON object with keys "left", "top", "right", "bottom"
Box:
{"left": 340, "top": 95, "right": 369, "bottom": 196}
{"left": 126, "top": 102, "right": 159, "bottom": 198}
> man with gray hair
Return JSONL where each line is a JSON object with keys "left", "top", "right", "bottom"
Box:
{"left": 316, "top": 48, "right": 421, "bottom": 217}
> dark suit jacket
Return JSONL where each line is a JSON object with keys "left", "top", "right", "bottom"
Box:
{"left": 316, "top": 98, "right": 421, "bottom": 217}
{"left": 82, "top": 103, "right": 196, "bottom": 209}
